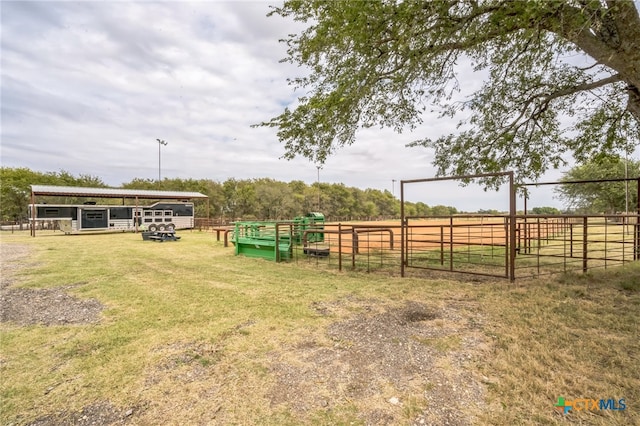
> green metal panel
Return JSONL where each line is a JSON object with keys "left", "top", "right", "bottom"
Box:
{"left": 235, "top": 239, "right": 292, "bottom": 261}
{"left": 304, "top": 212, "right": 325, "bottom": 243}
{"left": 291, "top": 212, "right": 325, "bottom": 244}
{"left": 233, "top": 222, "right": 292, "bottom": 261}
{"left": 231, "top": 214, "right": 325, "bottom": 261}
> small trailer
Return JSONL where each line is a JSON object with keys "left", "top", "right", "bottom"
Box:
{"left": 29, "top": 201, "right": 195, "bottom": 234}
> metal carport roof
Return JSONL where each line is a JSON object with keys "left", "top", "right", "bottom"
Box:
{"left": 30, "top": 185, "right": 208, "bottom": 200}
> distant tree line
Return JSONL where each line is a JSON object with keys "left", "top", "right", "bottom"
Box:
{"left": 3, "top": 161, "right": 636, "bottom": 223}
{"left": 1, "top": 167, "right": 461, "bottom": 222}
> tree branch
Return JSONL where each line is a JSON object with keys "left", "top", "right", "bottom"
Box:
{"left": 542, "top": 73, "right": 623, "bottom": 104}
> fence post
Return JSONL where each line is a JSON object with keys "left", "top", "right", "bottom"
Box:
{"left": 449, "top": 216, "right": 454, "bottom": 271}
{"left": 351, "top": 229, "right": 356, "bottom": 270}
{"left": 635, "top": 222, "right": 640, "bottom": 261}
{"left": 546, "top": 219, "right": 549, "bottom": 243}
{"left": 537, "top": 220, "right": 541, "bottom": 250}
{"left": 522, "top": 217, "right": 527, "bottom": 254}
{"left": 636, "top": 178, "right": 640, "bottom": 260}
{"left": 582, "top": 216, "right": 588, "bottom": 273}
{"left": 563, "top": 218, "right": 567, "bottom": 273}
{"left": 400, "top": 182, "right": 405, "bottom": 277}
{"left": 509, "top": 172, "right": 516, "bottom": 281}
{"left": 440, "top": 226, "right": 444, "bottom": 266}
{"left": 570, "top": 223, "right": 574, "bottom": 258}
{"left": 353, "top": 230, "right": 359, "bottom": 254}
{"left": 338, "top": 223, "right": 342, "bottom": 272}
{"left": 505, "top": 217, "right": 510, "bottom": 278}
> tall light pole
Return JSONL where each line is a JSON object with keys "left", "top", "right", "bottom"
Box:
{"left": 392, "top": 179, "right": 396, "bottom": 197}
{"left": 156, "top": 139, "right": 167, "bottom": 181}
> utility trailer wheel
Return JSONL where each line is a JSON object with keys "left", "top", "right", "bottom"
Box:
{"left": 148, "top": 224, "right": 157, "bottom": 232}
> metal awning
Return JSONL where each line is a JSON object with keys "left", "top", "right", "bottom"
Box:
{"left": 30, "top": 185, "right": 208, "bottom": 200}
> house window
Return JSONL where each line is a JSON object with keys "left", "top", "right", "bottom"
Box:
{"left": 85, "top": 212, "right": 105, "bottom": 220}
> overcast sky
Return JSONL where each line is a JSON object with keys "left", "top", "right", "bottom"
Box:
{"left": 1, "top": 1, "right": 588, "bottom": 210}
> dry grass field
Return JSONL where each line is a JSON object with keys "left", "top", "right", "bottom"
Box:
{"left": 1, "top": 230, "right": 638, "bottom": 425}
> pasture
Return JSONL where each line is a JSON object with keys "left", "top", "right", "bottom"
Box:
{"left": 0, "top": 230, "right": 638, "bottom": 425}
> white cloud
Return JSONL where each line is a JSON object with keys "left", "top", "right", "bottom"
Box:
{"left": 1, "top": 1, "right": 573, "bottom": 211}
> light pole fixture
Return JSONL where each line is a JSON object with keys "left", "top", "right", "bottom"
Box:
{"left": 156, "top": 139, "right": 167, "bottom": 181}
{"left": 392, "top": 179, "right": 396, "bottom": 196}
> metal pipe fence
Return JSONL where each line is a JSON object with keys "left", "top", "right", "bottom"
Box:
{"left": 276, "top": 214, "right": 640, "bottom": 280}
{"left": 291, "top": 223, "right": 399, "bottom": 273}
{"left": 514, "top": 214, "right": 639, "bottom": 277}
{"left": 403, "top": 216, "right": 510, "bottom": 279}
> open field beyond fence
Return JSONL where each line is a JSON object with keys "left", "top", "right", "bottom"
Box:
{"left": 1, "top": 230, "right": 638, "bottom": 425}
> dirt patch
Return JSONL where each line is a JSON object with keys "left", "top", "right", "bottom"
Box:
{"left": 1, "top": 244, "right": 127, "bottom": 426}
{"left": 145, "top": 340, "right": 223, "bottom": 386}
{"left": 25, "top": 401, "right": 135, "bottom": 426}
{"left": 269, "top": 297, "right": 488, "bottom": 425}
{"left": 0, "top": 283, "right": 104, "bottom": 326}
{"left": 0, "top": 244, "right": 104, "bottom": 326}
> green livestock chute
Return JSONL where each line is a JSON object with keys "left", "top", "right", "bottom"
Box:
{"left": 232, "top": 221, "right": 292, "bottom": 261}
{"left": 231, "top": 213, "right": 325, "bottom": 262}
{"left": 292, "top": 212, "right": 325, "bottom": 245}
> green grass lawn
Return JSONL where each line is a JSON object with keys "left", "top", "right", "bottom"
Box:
{"left": 1, "top": 230, "right": 638, "bottom": 425}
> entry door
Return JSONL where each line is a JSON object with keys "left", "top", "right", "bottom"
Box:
{"left": 81, "top": 209, "right": 108, "bottom": 229}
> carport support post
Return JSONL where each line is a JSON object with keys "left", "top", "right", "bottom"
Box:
{"left": 135, "top": 196, "right": 139, "bottom": 233}
{"left": 30, "top": 189, "right": 36, "bottom": 237}
{"left": 509, "top": 172, "right": 516, "bottom": 282}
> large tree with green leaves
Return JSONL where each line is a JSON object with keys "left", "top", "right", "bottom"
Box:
{"left": 0, "top": 168, "right": 107, "bottom": 221}
{"left": 260, "top": 0, "right": 640, "bottom": 187}
{"left": 555, "top": 155, "right": 639, "bottom": 213}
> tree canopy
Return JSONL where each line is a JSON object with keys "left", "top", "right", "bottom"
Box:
{"left": 260, "top": 0, "right": 640, "bottom": 187}
{"left": 1, "top": 167, "right": 414, "bottom": 222}
{"left": 554, "top": 155, "right": 639, "bottom": 213}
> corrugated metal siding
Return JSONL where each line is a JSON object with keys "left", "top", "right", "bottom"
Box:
{"left": 31, "top": 185, "right": 207, "bottom": 199}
